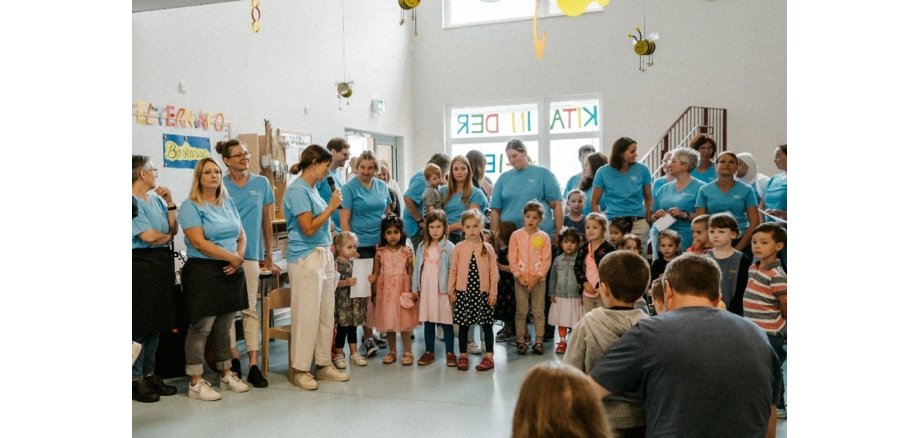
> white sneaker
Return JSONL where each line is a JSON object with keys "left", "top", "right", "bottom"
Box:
{"left": 350, "top": 353, "right": 368, "bottom": 366}
{"left": 333, "top": 354, "right": 347, "bottom": 370}
{"left": 467, "top": 342, "right": 483, "bottom": 355}
{"left": 188, "top": 380, "right": 221, "bottom": 401}
{"left": 436, "top": 325, "right": 444, "bottom": 341}
{"left": 315, "top": 365, "right": 350, "bottom": 382}
{"left": 293, "top": 371, "right": 318, "bottom": 390}
{"left": 776, "top": 408, "right": 787, "bottom": 419}
{"left": 220, "top": 372, "right": 250, "bottom": 393}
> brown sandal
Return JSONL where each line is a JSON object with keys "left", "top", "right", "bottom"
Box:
{"left": 382, "top": 352, "right": 397, "bottom": 364}
{"left": 401, "top": 353, "right": 414, "bottom": 366}
{"left": 517, "top": 343, "right": 529, "bottom": 355}
{"left": 532, "top": 342, "right": 544, "bottom": 355}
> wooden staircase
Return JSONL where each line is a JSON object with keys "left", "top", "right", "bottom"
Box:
{"left": 640, "top": 106, "right": 728, "bottom": 177}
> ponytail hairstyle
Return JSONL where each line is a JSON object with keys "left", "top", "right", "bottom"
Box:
{"left": 290, "top": 145, "right": 332, "bottom": 175}
{"left": 378, "top": 214, "right": 407, "bottom": 248}
{"left": 609, "top": 137, "right": 637, "bottom": 170}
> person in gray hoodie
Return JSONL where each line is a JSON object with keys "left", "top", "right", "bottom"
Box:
{"left": 563, "top": 250, "right": 650, "bottom": 437}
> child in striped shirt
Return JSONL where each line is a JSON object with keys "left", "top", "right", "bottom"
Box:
{"left": 743, "top": 222, "right": 787, "bottom": 417}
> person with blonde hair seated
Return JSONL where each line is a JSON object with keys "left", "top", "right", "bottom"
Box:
{"left": 512, "top": 362, "right": 612, "bottom": 438}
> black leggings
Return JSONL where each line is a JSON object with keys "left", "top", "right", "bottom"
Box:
{"left": 334, "top": 325, "right": 358, "bottom": 349}
{"left": 458, "top": 324, "right": 494, "bottom": 354}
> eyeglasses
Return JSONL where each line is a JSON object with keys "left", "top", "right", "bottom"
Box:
{"left": 146, "top": 167, "right": 158, "bottom": 175}
{"left": 229, "top": 151, "right": 252, "bottom": 159}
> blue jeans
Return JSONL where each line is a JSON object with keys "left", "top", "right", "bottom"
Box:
{"left": 424, "top": 322, "right": 454, "bottom": 354}
{"left": 768, "top": 334, "right": 786, "bottom": 409}
{"left": 132, "top": 334, "right": 159, "bottom": 379}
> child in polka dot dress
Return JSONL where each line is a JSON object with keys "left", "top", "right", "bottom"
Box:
{"left": 447, "top": 209, "right": 499, "bottom": 371}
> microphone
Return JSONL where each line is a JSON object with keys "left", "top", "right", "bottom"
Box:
{"left": 327, "top": 177, "right": 342, "bottom": 209}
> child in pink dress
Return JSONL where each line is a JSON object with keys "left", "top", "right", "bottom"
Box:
{"left": 412, "top": 210, "right": 456, "bottom": 367}
{"left": 370, "top": 215, "right": 419, "bottom": 365}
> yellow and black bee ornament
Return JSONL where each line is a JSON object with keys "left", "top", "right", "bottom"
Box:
{"left": 628, "top": 27, "right": 659, "bottom": 72}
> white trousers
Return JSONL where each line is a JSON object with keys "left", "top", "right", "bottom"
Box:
{"left": 289, "top": 247, "right": 339, "bottom": 372}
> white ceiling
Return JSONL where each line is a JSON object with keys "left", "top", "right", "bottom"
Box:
{"left": 132, "top": 0, "right": 241, "bottom": 13}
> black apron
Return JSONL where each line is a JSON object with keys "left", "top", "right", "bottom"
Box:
{"left": 133, "top": 247, "right": 177, "bottom": 335}
{"left": 180, "top": 258, "right": 247, "bottom": 320}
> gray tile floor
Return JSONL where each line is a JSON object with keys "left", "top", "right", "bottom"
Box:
{"left": 133, "top": 323, "right": 787, "bottom": 438}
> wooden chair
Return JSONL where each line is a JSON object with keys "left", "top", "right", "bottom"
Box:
{"left": 261, "top": 287, "right": 294, "bottom": 382}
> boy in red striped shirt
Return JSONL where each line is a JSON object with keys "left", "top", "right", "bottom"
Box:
{"left": 743, "top": 222, "right": 787, "bottom": 419}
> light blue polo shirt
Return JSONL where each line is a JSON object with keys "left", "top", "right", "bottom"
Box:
{"left": 224, "top": 174, "right": 275, "bottom": 260}
{"left": 762, "top": 173, "right": 787, "bottom": 221}
{"left": 695, "top": 181, "right": 759, "bottom": 232}
{"left": 592, "top": 163, "right": 652, "bottom": 219}
{"left": 652, "top": 177, "right": 669, "bottom": 197}
{"left": 317, "top": 167, "right": 346, "bottom": 232}
{"left": 178, "top": 198, "right": 242, "bottom": 260}
{"left": 284, "top": 178, "right": 332, "bottom": 262}
{"left": 653, "top": 178, "right": 705, "bottom": 250}
{"left": 132, "top": 194, "right": 170, "bottom": 249}
{"left": 691, "top": 166, "right": 717, "bottom": 184}
{"left": 490, "top": 165, "right": 563, "bottom": 237}
{"left": 402, "top": 170, "right": 427, "bottom": 238}
{"left": 440, "top": 185, "right": 488, "bottom": 225}
{"left": 342, "top": 177, "right": 389, "bottom": 248}
{"left": 564, "top": 173, "right": 581, "bottom": 197}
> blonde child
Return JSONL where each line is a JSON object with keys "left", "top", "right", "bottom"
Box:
{"left": 509, "top": 201, "right": 553, "bottom": 355}
{"left": 563, "top": 190, "right": 587, "bottom": 234}
{"left": 686, "top": 214, "right": 711, "bottom": 254}
{"left": 618, "top": 234, "right": 643, "bottom": 256}
{"left": 369, "top": 215, "right": 419, "bottom": 365}
{"left": 332, "top": 231, "right": 368, "bottom": 369}
{"left": 650, "top": 229, "right": 681, "bottom": 281}
{"left": 421, "top": 163, "right": 444, "bottom": 214}
{"left": 607, "top": 218, "right": 630, "bottom": 247}
{"left": 575, "top": 213, "right": 616, "bottom": 314}
{"left": 448, "top": 209, "right": 499, "bottom": 371}
{"left": 494, "top": 221, "right": 519, "bottom": 343}
{"left": 512, "top": 362, "right": 613, "bottom": 438}
{"left": 412, "top": 210, "right": 456, "bottom": 367}
{"left": 547, "top": 228, "right": 584, "bottom": 354}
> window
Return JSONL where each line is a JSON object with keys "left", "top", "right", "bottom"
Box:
{"left": 444, "top": 0, "right": 604, "bottom": 28}
{"left": 446, "top": 96, "right": 601, "bottom": 191}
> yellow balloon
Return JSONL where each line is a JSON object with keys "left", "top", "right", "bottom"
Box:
{"left": 557, "top": 0, "right": 609, "bottom": 17}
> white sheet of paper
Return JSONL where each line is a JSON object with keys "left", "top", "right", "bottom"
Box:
{"left": 653, "top": 214, "right": 677, "bottom": 232}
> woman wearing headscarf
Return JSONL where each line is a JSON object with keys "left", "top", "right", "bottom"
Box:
{"left": 735, "top": 152, "right": 770, "bottom": 200}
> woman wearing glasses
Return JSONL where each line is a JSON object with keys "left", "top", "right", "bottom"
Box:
{"left": 216, "top": 139, "right": 277, "bottom": 387}
{"left": 132, "top": 155, "right": 179, "bottom": 402}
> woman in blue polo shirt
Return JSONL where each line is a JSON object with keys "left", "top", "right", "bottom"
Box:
{"left": 695, "top": 151, "right": 760, "bottom": 252}
{"left": 490, "top": 139, "right": 564, "bottom": 241}
{"left": 217, "top": 139, "right": 274, "bottom": 388}
{"left": 592, "top": 137, "right": 653, "bottom": 248}
{"left": 760, "top": 144, "right": 787, "bottom": 268}
{"left": 689, "top": 135, "right": 717, "bottom": 183}
{"left": 132, "top": 155, "right": 179, "bottom": 403}
{"left": 441, "top": 155, "right": 488, "bottom": 243}
{"left": 341, "top": 150, "right": 391, "bottom": 355}
{"left": 178, "top": 158, "right": 250, "bottom": 401}
{"left": 651, "top": 148, "right": 705, "bottom": 251}
{"left": 283, "top": 145, "right": 349, "bottom": 390}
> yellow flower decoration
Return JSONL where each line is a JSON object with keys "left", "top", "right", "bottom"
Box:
{"left": 532, "top": 235, "right": 545, "bottom": 249}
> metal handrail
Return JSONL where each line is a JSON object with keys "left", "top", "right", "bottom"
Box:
{"left": 641, "top": 106, "right": 728, "bottom": 177}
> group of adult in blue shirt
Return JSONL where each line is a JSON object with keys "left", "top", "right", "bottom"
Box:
{"left": 132, "top": 134, "right": 787, "bottom": 401}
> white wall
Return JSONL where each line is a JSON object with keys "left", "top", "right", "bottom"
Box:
{"left": 412, "top": 0, "right": 786, "bottom": 175}
{"left": 133, "top": 0, "right": 416, "bottom": 209}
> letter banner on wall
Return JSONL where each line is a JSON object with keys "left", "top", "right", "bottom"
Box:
{"left": 163, "top": 134, "right": 212, "bottom": 169}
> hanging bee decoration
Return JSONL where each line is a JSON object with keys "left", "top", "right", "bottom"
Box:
{"left": 628, "top": 27, "right": 659, "bottom": 72}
